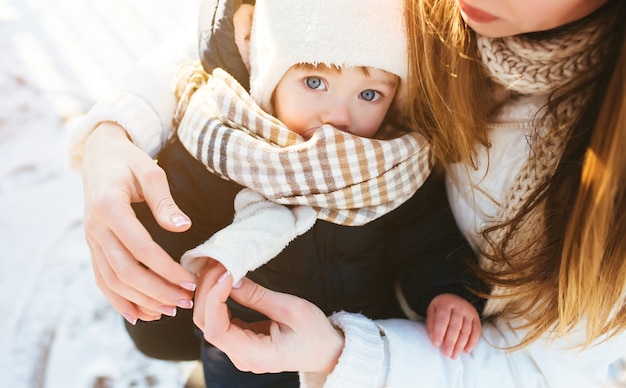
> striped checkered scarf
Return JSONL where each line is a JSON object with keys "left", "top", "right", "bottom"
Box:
{"left": 176, "top": 68, "right": 432, "bottom": 226}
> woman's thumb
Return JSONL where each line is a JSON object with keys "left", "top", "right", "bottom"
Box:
{"left": 229, "top": 278, "right": 291, "bottom": 319}
{"left": 145, "top": 187, "right": 191, "bottom": 232}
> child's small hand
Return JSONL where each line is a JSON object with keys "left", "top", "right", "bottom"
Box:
{"left": 426, "top": 293, "right": 481, "bottom": 360}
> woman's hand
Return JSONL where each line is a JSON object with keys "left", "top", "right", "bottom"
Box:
{"left": 81, "top": 122, "right": 197, "bottom": 324}
{"left": 194, "top": 272, "right": 344, "bottom": 375}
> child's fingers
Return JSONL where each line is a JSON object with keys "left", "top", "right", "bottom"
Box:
{"left": 464, "top": 318, "right": 482, "bottom": 353}
{"left": 441, "top": 312, "right": 464, "bottom": 358}
{"left": 449, "top": 316, "right": 474, "bottom": 360}
{"left": 427, "top": 307, "right": 450, "bottom": 348}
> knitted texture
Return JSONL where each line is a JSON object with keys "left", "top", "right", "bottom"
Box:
{"left": 475, "top": 19, "right": 602, "bottom": 312}
{"left": 177, "top": 68, "right": 432, "bottom": 226}
{"left": 477, "top": 21, "right": 600, "bottom": 225}
{"left": 299, "top": 311, "right": 388, "bottom": 388}
{"left": 477, "top": 22, "right": 602, "bottom": 95}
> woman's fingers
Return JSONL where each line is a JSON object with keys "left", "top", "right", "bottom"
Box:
{"left": 201, "top": 276, "right": 344, "bottom": 374}
{"left": 200, "top": 276, "right": 291, "bottom": 372}
{"left": 86, "top": 220, "right": 193, "bottom": 310}
{"left": 192, "top": 263, "right": 228, "bottom": 331}
{"left": 88, "top": 148, "right": 196, "bottom": 293}
{"left": 130, "top": 156, "right": 192, "bottom": 234}
{"left": 94, "top": 199, "right": 196, "bottom": 294}
{"left": 81, "top": 123, "right": 196, "bottom": 316}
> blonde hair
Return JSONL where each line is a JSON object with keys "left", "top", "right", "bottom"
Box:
{"left": 559, "top": 29, "right": 626, "bottom": 342}
{"left": 172, "top": 61, "right": 209, "bottom": 129}
{"left": 404, "top": 0, "right": 626, "bottom": 347}
{"left": 404, "top": 0, "right": 493, "bottom": 168}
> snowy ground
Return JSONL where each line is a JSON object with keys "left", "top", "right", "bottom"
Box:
{"left": 0, "top": 0, "right": 199, "bottom": 387}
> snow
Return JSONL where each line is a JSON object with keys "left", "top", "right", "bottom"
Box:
{"left": 0, "top": 0, "right": 198, "bottom": 386}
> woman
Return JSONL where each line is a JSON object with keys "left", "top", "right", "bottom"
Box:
{"left": 194, "top": 0, "right": 626, "bottom": 386}
{"left": 71, "top": 0, "right": 626, "bottom": 386}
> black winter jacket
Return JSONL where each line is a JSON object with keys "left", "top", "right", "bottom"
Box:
{"left": 126, "top": 0, "right": 485, "bottom": 366}
{"left": 135, "top": 137, "right": 483, "bottom": 322}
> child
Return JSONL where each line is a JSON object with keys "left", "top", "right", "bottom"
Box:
{"left": 133, "top": 0, "right": 485, "bottom": 385}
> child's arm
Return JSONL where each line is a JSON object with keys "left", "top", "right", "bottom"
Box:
{"left": 425, "top": 293, "right": 481, "bottom": 360}
{"left": 384, "top": 170, "right": 487, "bottom": 357}
{"left": 386, "top": 172, "right": 487, "bottom": 315}
{"left": 181, "top": 189, "right": 317, "bottom": 283}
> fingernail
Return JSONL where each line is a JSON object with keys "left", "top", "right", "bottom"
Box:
{"left": 158, "top": 306, "right": 177, "bottom": 317}
{"left": 180, "top": 281, "right": 196, "bottom": 292}
{"left": 171, "top": 214, "right": 191, "bottom": 228}
{"left": 217, "top": 271, "right": 232, "bottom": 284}
{"left": 123, "top": 313, "right": 137, "bottom": 325}
{"left": 177, "top": 299, "right": 193, "bottom": 309}
{"left": 232, "top": 279, "right": 242, "bottom": 289}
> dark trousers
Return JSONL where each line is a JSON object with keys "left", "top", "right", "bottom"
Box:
{"left": 202, "top": 345, "right": 298, "bottom": 387}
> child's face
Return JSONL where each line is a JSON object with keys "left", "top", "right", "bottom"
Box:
{"left": 455, "top": 0, "right": 607, "bottom": 37}
{"left": 272, "top": 65, "right": 398, "bottom": 140}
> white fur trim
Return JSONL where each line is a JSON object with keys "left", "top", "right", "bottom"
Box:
{"left": 249, "top": 0, "right": 407, "bottom": 113}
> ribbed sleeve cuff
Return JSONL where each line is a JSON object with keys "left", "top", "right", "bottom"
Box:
{"left": 300, "top": 311, "right": 389, "bottom": 388}
{"left": 67, "top": 92, "right": 169, "bottom": 170}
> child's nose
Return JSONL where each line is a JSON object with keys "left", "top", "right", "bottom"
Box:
{"left": 321, "top": 103, "right": 351, "bottom": 131}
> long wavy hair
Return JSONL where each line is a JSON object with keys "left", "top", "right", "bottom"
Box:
{"left": 404, "top": 0, "right": 626, "bottom": 347}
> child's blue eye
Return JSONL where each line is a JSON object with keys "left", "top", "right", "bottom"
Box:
{"left": 360, "top": 89, "right": 381, "bottom": 102}
{"left": 305, "top": 76, "right": 325, "bottom": 90}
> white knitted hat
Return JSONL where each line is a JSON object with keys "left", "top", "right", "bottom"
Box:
{"left": 248, "top": 0, "right": 407, "bottom": 114}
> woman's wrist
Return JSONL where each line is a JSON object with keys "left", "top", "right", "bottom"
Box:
{"left": 82, "top": 122, "right": 130, "bottom": 161}
{"left": 321, "top": 326, "right": 346, "bottom": 375}
{"left": 68, "top": 91, "right": 167, "bottom": 169}
{"left": 300, "top": 312, "right": 388, "bottom": 387}
{"left": 90, "top": 121, "right": 130, "bottom": 141}
{"left": 80, "top": 121, "right": 133, "bottom": 178}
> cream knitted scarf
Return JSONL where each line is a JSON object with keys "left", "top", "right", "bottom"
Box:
{"left": 476, "top": 20, "right": 602, "bottom": 229}
{"left": 477, "top": 21, "right": 603, "bottom": 96}
{"left": 176, "top": 68, "right": 431, "bottom": 226}
{"left": 474, "top": 18, "right": 603, "bottom": 312}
